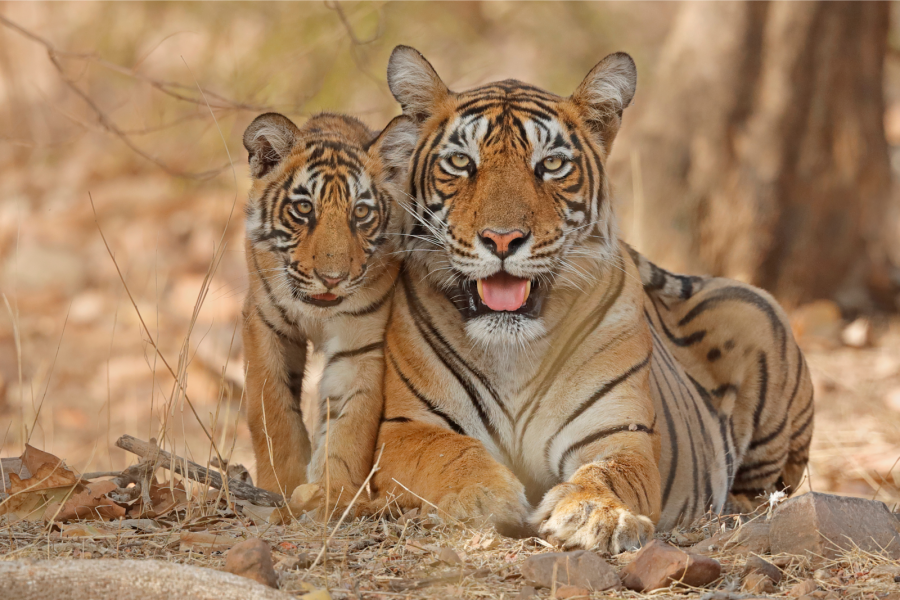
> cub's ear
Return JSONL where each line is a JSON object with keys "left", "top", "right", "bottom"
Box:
{"left": 366, "top": 115, "right": 418, "bottom": 182}
{"left": 387, "top": 45, "right": 450, "bottom": 123}
{"left": 570, "top": 52, "right": 637, "bottom": 152}
{"left": 242, "top": 112, "right": 301, "bottom": 178}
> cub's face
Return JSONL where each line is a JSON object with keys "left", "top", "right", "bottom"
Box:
{"left": 387, "top": 47, "right": 637, "bottom": 344}
{"left": 243, "top": 113, "right": 412, "bottom": 315}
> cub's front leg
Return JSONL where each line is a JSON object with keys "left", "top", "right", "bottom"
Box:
{"left": 306, "top": 310, "right": 391, "bottom": 509}
{"left": 243, "top": 305, "right": 311, "bottom": 496}
{"left": 532, "top": 387, "right": 661, "bottom": 553}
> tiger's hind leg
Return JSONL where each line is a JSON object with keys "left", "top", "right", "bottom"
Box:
{"left": 370, "top": 420, "right": 532, "bottom": 538}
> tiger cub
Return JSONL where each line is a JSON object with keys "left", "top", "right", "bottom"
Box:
{"left": 366, "top": 46, "right": 813, "bottom": 551}
{"left": 241, "top": 112, "right": 413, "bottom": 501}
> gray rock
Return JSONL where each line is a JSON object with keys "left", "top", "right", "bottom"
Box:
{"left": 742, "top": 555, "right": 782, "bottom": 584}
{"left": 769, "top": 492, "right": 900, "bottom": 563}
{"left": 520, "top": 551, "right": 619, "bottom": 591}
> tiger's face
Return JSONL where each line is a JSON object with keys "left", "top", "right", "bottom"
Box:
{"left": 387, "top": 47, "right": 637, "bottom": 345}
{"left": 243, "top": 113, "right": 413, "bottom": 316}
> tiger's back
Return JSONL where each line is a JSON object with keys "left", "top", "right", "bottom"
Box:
{"left": 633, "top": 249, "right": 814, "bottom": 525}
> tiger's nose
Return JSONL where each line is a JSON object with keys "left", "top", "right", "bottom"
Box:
{"left": 316, "top": 271, "right": 348, "bottom": 288}
{"left": 479, "top": 229, "right": 529, "bottom": 259}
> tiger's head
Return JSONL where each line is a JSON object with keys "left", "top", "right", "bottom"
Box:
{"left": 387, "top": 46, "right": 637, "bottom": 345}
{"left": 243, "top": 112, "right": 414, "bottom": 316}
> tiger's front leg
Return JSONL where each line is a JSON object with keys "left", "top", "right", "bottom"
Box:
{"left": 531, "top": 430, "right": 661, "bottom": 554}
{"left": 372, "top": 420, "right": 532, "bottom": 538}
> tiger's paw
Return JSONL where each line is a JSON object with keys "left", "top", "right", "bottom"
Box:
{"left": 438, "top": 474, "right": 532, "bottom": 538}
{"left": 531, "top": 482, "right": 654, "bottom": 554}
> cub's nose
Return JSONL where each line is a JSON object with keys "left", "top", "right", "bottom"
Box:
{"left": 316, "top": 271, "right": 348, "bottom": 288}
{"left": 479, "top": 229, "right": 529, "bottom": 259}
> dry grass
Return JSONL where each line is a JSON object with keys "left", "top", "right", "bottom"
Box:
{"left": 3, "top": 502, "right": 900, "bottom": 599}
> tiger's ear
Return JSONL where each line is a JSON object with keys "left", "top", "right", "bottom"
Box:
{"left": 387, "top": 45, "right": 450, "bottom": 123}
{"left": 366, "top": 115, "right": 418, "bottom": 182}
{"left": 243, "top": 112, "right": 301, "bottom": 178}
{"left": 570, "top": 52, "right": 637, "bottom": 152}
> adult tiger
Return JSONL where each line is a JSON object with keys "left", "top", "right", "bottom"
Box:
{"left": 369, "top": 46, "right": 814, "bottom": 552}
{"left": 241, "top": 112, "right": 414, "bottom": 501}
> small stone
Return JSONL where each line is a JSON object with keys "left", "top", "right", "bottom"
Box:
{"left": 620, "top": 540, "right": 722, "bottom": 592}
{"left": 787, "top": 579, "right": 818, "bottom": 597}
{"left": 841, "top": 318, "right": 871, "bottom": 348}
{"left": 742, "top": 572, "right": 776, "bottom": 594}
{"left": 771, "top": 556, "right": 794, "bottom": 569}
{"left": 224, "top": 538, "right": 278, "bottom": 589}
{"left": 520, "top": 551, "right": 619, "bottom": 591}
{"left": 555, "top": 585, "right": 591, "bottom": 599}
{"left": 770, "top": 492, "right": 900, "bottom": 564}
{"left": 743, "top": 555, "right": 782, "bottom": 584}
{"left": 438, "top": 547, "right": 463, "bottom": 565}
{"left": 869, "top": 564, "right": 900, "bottom": 581}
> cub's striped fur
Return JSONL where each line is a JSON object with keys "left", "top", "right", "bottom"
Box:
{"left": 366, "top": 46, "right": 812, "bottom": 551}
{"left": 241, "top": 112, "right": 413, "bottom": 501}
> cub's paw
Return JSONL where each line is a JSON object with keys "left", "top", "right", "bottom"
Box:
{"left": 438, "top": 473, "right": 532, "bottom": 538}
{"left": 531, "top": 482, "right": 653, "bottom": 554}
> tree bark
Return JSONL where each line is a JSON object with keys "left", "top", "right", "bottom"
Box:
{"left": 624, "top": 1, "right": 893, "bottom": 310}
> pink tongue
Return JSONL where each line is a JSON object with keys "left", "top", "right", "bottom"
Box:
{"left": 481, "top": 272, "right": 528, "bottom": 311}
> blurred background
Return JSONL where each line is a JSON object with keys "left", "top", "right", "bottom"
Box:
{"left": 0, "top": 2, "right": 898, "bottom": 508}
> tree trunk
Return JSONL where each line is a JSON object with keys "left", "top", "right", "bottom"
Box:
{"left": 624, "top": 1, "right": 893, "bottom": 310}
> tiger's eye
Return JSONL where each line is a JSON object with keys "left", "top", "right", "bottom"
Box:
{"left": 542, "top": 156, "right": 564, "bottom": 172}
{"left": 450, "top": 153, "right": 471, "bottom": 169}
{"left": 354, "top": 204, "right": 371, "bottom": 219}
{"left": 295, "top": 201, "right": 313, "bottom": 215}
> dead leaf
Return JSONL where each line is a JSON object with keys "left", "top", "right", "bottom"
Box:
{"left": 239, "top": 501, "right": 277, "bottom": 525}
{"left": 272, "top": 483, "right": 321, "bottom": 523}
{"left": 179, "top": 530, "right": 240, "bottom": 554}
{"left": 0, "top": 446, "right": 86, "bottom": 522}
{"left": 62, "top": 523, "right": 112, "bottom": 538}
{"left": 53, "top": 480, "right": 126, "bottom": 521}
{"left": 6, "top": 445, "right": 79, "bottom": 495}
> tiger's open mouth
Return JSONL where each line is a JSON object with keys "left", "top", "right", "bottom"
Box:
{"left": 449, "top": 271, "right": 546, "bottom": 319}
{"left": 303, "top": 292, "right": 344, "bottom": 307}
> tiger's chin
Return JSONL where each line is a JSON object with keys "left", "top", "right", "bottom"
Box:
{"left": 464, "top": 313, "right": 547, "bottom": 347}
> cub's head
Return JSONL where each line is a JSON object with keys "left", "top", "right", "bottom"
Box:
{"left": 387, "top": 46, "right": 636, "bottom": 345}
{"left": 244, "top": 113, "right": 412, "bottom": 316}
{"left": 243, "top": 112, "right": 413, "bottom": 315}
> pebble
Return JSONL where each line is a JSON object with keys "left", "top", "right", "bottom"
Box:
{"left": 619, "top": 540, "right": 721, "bottom": 592}
{"left": 224, "top": 538, "right": 278, "bottom": 589}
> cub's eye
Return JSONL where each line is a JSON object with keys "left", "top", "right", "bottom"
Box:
{"left": 290, "top": 201, "right": 313, "bottom": 218}
{"left": 450, "top": 153, "right": 471, "bottom": 169}
{"left": 354, "top": 204, "right": 371, "bottom": 219}
{"left": 542, "top": 156, "right": 565, "bottom": 172}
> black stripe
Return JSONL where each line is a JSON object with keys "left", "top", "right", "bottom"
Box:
{"left": 678, "top": 286, "right": 787, "bottom": 360}
{"left": 387, "top": 350, "right": 465, "bottom": 435}
{"left": 556, "top": 423, "right": 653, "bottom": 479}
{"left": 327, "top": 342, "right": 383, "bottom": 366}
{"left": 343, "top": 288, "right": 393, "bottom": 317}
{"left": 401, "top": 271, "right": 510, "bottom": 451}
{"left": 544, "top": 354, "right": 651, "bottom": 463}
{"left": 650, "top": 367, "right": 679, "bottom": 510}
{"left": 749, "top": 351, "right": 804, "bottom": 450}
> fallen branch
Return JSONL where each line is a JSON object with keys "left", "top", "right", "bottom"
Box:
{"left": 115, "top": 435, "right": 283, "bottom": 507}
